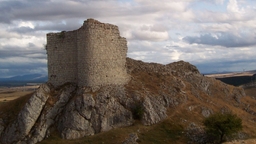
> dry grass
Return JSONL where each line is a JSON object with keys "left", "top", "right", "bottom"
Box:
{"left": 0, "top": 92, "right": 33, "bottom": 125}
{"left": 39, "top": 119, "right": 186, "bottom": 144}
{"left": 244, "top": 87, "right": 256, "bottom": 98}
{"left": 0, "top": 91, "right": 33, "bottom": 102}
{"left": 0, "top": 86, "right": 38, "bottom": 102}
{"left": 126, "top": 68, "right": 256, "bottom": 143}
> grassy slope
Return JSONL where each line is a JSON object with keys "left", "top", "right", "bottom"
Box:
{"left": 38, "top": 120, "right": 186, "bottom": 144}
{"left": 0, "top": 87, "right": 255, "bottom": 143}
{"left": 1, "top": 71, "right": 256, "bottom": 143}
{"left": 38, "top": 69, "right": 256, "bottom": 143}
{"left": 39, "top": 85, "right": 256, "bottom": 144}
{"left": 0, "top": 93, "right": 33, "bottom": 126}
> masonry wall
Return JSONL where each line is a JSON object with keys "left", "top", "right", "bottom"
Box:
{"left": 47, "top": 31, "right": 78, "bottom": 86}
{"left": 77, "top": 19, "right": 129, "bottom": 87}
{"left": 47, "top": 19, "right": 129, "bottom": 87}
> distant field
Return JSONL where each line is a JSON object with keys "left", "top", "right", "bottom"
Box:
{"left": 206, "top": 71, "right": 256, "bottom": 87}
{"left": 0, "top": 86, "right": 38, "bottom": 102}
{"left": 205, "top": 72, "right": 255, "bottom": 78}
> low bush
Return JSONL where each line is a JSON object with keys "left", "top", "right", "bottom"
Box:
{"left": 203, "top": 112, "right": 242, "bottom": 143}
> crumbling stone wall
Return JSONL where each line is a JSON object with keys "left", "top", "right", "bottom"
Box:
{"left": 47, "top": 19, "right": 129, "bottom": 87}
{"left": 47, "top": 30, "right": 78, "bottom": 86}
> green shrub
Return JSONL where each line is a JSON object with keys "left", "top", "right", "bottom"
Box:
{"left": 132, "top": 103, "right": 144, "bottom": 120}
{"left": 203, "top": 112, "right": 242, "bottom": 143}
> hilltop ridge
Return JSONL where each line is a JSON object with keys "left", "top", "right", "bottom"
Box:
{"left": 1, "top": 58, "right": 255, "bottom": 144}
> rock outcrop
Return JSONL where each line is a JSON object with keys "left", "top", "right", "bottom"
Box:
{"left": 1, "top": 84, "right": 51, "bottom": 144}
{"left": 0, "top": 58, "right": 246, "bottom": 144}
{"left": 122, "top": 133, "right": 139, "bottom": 144}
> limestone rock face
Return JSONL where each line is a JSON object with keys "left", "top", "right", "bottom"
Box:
{"left": 0, "top": 58, "right": 246, "bottom": 144}
{"left": 0, "top": 84, "right": 51, "bottom": 144}
{"left": 141, "top": 96, "right": 167, "bottom": 125}
{"left": 122, "top": 133, "right": 139, "bottom": 144}
{"left": 26, "top": 83, "right": 77, "bottom": 144}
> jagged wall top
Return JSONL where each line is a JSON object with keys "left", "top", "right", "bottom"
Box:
{"left": 47, "top": 19, "right": 129, "bottom": 87}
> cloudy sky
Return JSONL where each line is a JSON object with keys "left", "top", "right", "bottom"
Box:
{"left": 0, "top": 0, "right": 256, "bottom": 78}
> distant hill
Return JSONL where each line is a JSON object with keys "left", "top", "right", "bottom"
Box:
{"left": 0, "top": 74, "right": 47, "bottom": 86}
{"left": 217, "top": 76, "right": 255, "bottom": 86}
{"left": 205, "top": 70, "right": 256, "bottom": 87}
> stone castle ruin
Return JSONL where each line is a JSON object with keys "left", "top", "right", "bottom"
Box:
{"left": 47, "top": 19, "right": 129, "bottom": 87}
{"left": 0, "top": 18, "right": 250, "bottom": 144}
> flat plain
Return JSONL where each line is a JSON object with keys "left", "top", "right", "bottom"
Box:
{"left": 0, "top": 86, "right": 38, "bottom": 102}
{"left": 205, "top": 71, "right": 255, "bottom": 78}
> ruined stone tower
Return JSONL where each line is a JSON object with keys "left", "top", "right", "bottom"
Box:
{"left": 47, "top": 19, "right": 129, "bottom": 87}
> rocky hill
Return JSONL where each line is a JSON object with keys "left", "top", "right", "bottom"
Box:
{"left": 0, "top": 58, "right": 256, "bottom": 144}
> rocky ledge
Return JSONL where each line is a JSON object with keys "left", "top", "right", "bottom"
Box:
{"left": 0, "top": 58, "right": 245, "bottom": 144}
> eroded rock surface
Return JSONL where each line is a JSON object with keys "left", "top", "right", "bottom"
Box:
{"left": 122, "top": 133, "right": 139, "bottom": 144}
{"left": 58, "top": 86, "right": 134, "bottom": 139}
{"left": 1, "top": 84, "right": 51, "bottom": 144}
